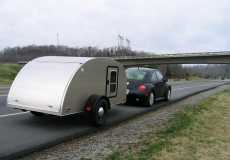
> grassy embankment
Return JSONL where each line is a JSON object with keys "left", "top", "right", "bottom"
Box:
{"left": 0, "top": 64, "right": 21, "bottom": 84}
{"left": 107, "top": 89, "right": 230, "bottom": 160}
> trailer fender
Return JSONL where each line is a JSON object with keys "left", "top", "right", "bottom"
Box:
{"left": 84, "top": 95, "right": 110, "bottom": 112}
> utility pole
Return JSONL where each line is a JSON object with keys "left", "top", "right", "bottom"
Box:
{"left": 126, "top": 38, "right": 131, "bottom": 50}
{"left": 117, "top": 35, "right": 121, "bottom": 49}
{"left": 118, "top": 34, "right": 124, "bottom": 49}
{"left": 56, "top": 33, "right": 60, "bottom": 46}
{"left": 120, "top": 35, "right": 124, "bottom": 48}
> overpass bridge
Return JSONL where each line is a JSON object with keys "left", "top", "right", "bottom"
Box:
{"left": 17, "top": 51, "right": 230, "bottom": 66}
{"left": 114, "top": 51, "right": 230, "bottom": 67}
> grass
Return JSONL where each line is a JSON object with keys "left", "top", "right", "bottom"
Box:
{"left": 186, "top": 75, "right": 205, "bottom": 81}
{"left": 106, "top": 90, "right": 230, "bottom": 160}
{"left": 0, "top": 63, "right": 21, "bottom": 84}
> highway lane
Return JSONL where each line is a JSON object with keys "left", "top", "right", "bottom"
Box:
{"left": 0, "top": 86, "right": 9, "bottom": 95}
{"left": 0, "top": 87, "right": 15, "bottom": 115}
{"left": 0, "top": 86, "right": 22, "bottom": 115}
{"left": 0, "top": 81, "right": 227, "bottom": 160}
{"left": 0, "top": 81, "right": 224, "bottom": 116}
{"left": 0, "top": 95, "right": 21, "bottom": 115}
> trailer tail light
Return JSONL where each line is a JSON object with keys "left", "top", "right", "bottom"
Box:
{"left": 85, "top": 105, "right": 92, "bottom": 112}
{"left": 138, "top": 84, "right": 146, "bottom": 92}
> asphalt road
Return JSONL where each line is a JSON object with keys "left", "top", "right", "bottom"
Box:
{"left": 0, "top": 81, "right": 227, "bottom": 160}
{"left": 0, "top": 86, "right": 20, "bottom": 115}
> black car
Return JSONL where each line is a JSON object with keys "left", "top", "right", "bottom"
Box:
{"left": 126, "top": 67, "right": 171, "bottom": 106}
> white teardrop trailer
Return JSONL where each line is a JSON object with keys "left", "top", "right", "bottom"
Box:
{"left": 7, "top": 56, "right": 127, "bottom": 125}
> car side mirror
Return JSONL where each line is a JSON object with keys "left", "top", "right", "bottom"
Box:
{"left": 163, "top": 77, "right": 168, "bottom": 82}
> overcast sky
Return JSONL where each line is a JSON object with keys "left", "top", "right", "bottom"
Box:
{"left": 0, "top": 0, "right": 229, "bottom": 53}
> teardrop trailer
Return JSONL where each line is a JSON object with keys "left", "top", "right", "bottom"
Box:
{"left": 7, "top": 56, "right": 127, "bottom": 125}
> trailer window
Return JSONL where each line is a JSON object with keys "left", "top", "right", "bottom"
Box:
{"left": 110, "top": 84, "right": 116, "bottom": 93}
{"left": 107, "top": 67, "right": 118, "bottom": 97}
{"left": 110, "top": 71, "right": 117, "bottom": 93}
{"left": 110, "top": 71, "right": 117, "bottom": 83}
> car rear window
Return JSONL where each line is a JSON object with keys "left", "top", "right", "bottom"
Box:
{"left": 126, "top": 68, "right": 148, "bottom": 81}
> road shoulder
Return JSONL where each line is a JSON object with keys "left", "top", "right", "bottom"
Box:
{"left": 20, "top": 85, "right": 230, "bottom": 160}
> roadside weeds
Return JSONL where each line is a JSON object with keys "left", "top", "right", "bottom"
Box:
{"left": 106, "top": 89, "right": 230, "bottom": 160}
{"left": 0, "top": 63, "right": 21, "bottom": 84}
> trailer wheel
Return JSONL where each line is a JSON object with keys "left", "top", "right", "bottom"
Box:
{"left": 92, "top": 98, "right": 109, "bottom": 126}
{"left": 85, "top": 95, "right": 110, "bottom": 126}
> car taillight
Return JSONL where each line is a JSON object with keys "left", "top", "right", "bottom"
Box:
{"left": 138, "top": 84, "right": 146, "bottom": 93}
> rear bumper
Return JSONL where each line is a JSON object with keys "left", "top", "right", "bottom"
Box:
{"left": 7, "top": 103, "right": 63, "bottom": 116}
{"left": 127, "top": 93, "right": 148, "bottom": 104}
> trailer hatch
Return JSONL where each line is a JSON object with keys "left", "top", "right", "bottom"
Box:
{"left": 8, "top": 60, "right": 81, "bottom": 113}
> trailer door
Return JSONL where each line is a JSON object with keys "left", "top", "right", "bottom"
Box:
{"left": 106, "top": 67, "right": 118, "bottom": 97}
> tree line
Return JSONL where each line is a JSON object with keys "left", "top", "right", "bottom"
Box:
{"left": 166, "top": 64, "right": 230, "bottom": 80}
{"left": 0, "top": 45, "right": 229, "bottom": 79}
{"left": 0, "top": 45, "right": 147, "bottom": 62}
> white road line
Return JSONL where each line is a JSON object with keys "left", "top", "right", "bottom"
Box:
{"left": 0, "top": 111, "right": 29, "bottom": 118}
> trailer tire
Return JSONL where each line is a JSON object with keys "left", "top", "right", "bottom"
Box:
{"left": 86, "top": 95, "right": 110, "bottom": 126}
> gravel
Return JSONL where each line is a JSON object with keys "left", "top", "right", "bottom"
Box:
{"left": 20, "top": 85, "right": 230, "bottom": 160}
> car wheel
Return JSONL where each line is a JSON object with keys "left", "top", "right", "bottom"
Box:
{"left": 147, "top": 92, "right": 155, "bottom": 107}
{"left": 165, "top": 90, "right": 171, "bottom": 101}
{"left": 92, "top": 98, "right": 109, "bottom": 126}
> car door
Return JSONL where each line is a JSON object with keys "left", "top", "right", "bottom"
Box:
{"left": 155, "top": 71, "right": 165, "bottom": 97}
{"left": 150, "top": 71, "right": 161, "bottom": 98}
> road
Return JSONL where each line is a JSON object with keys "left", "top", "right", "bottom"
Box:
{"left": 0, "top": 81, "right": 227, "bottom": 160}
{"left": 0, "top": 86, "right": 20, "bottom": 115}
